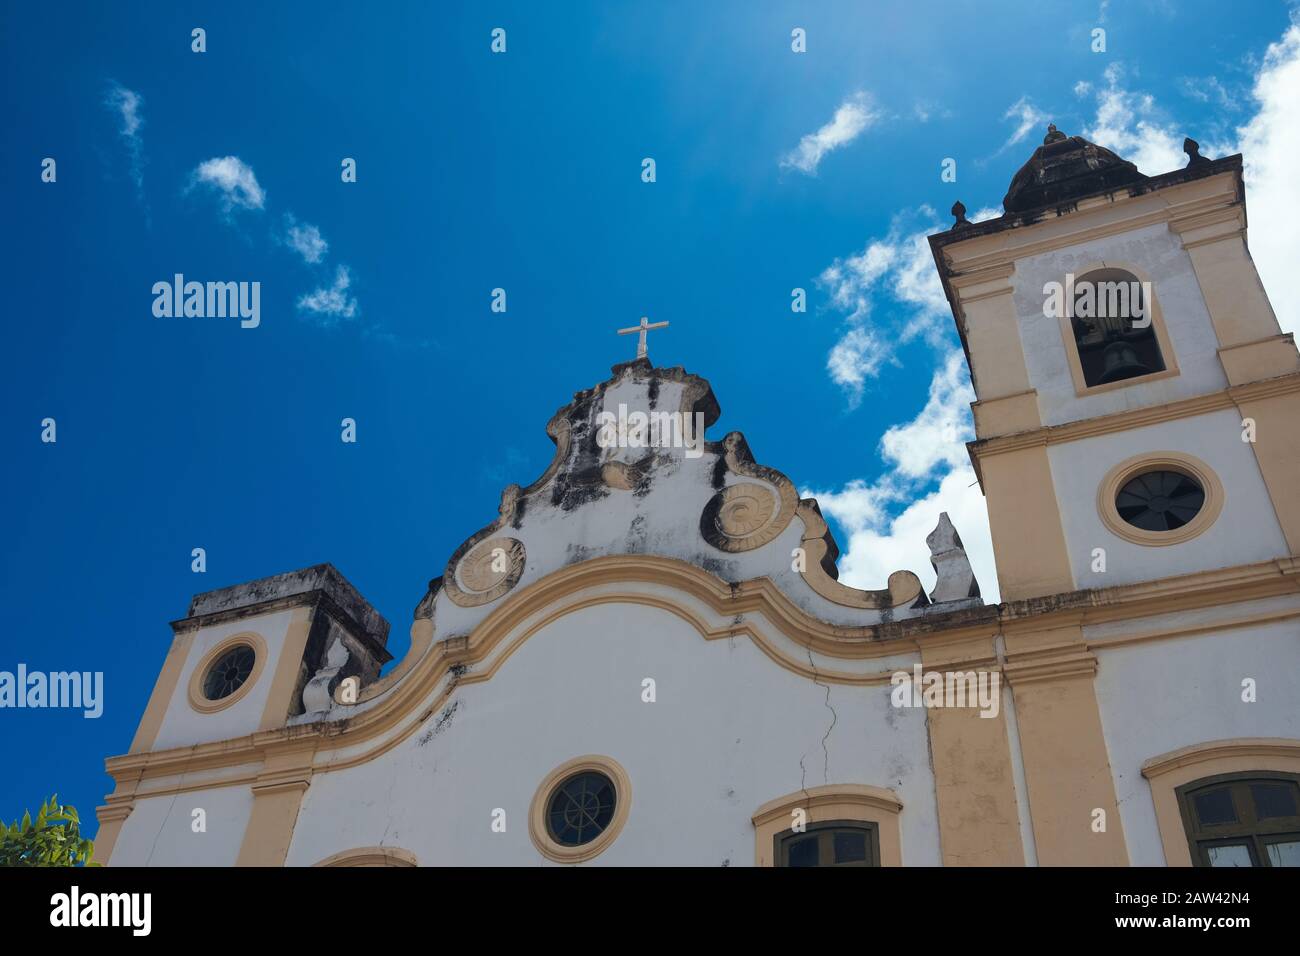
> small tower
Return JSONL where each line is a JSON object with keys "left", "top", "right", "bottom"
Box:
{"left": 930, "top": 127, "right": 1300, "bottom": 601}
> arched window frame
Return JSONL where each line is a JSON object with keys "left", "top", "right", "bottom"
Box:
{"left": 1141, "top": 738, "right": 1300, "bottom": 866}
{"left": 312, "top": 846, "right": 418, "bottom": 867}
{"left": 1053, "top": 260, "right": 1180, "bottom": 396}
{"left": 751, "top": 784, "right": 903, "bottom": 867}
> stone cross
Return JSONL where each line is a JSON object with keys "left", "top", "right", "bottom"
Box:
{"left": 618, "top": 316, "right": 669, "bottom": 360}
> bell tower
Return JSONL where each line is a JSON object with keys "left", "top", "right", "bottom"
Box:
{"left": 929, "top": 127, "right": 1300, "bottom": 602}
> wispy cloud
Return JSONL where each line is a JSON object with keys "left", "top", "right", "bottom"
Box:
{"left": 992, "top": 96, "right": 1048, "bottom": 157}
{"left": 104, "top": 82, "right": 146, "bottom": 198}
{"left": 804, "top": 349, "right": 996, "bottom": 601}
{"left": 816, "top": 206, "right": 996, "bottom": 406}
{"left": 780, "top": 91, "right": 880, "bottom": 175}
{"left": 189, "top": 156, "right": 266, "bottom": 215}
{"left": 297, "top": 265, "right": 359, "bottom": 324}
{"left": 1082, "top": 63, "right": 1184, "bottom": 174}
{"left": 283, "top": 214, "right": 328, "bottom": 264}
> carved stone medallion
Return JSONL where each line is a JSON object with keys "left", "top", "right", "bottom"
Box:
{"left": 700, "top": 482, "right": 790, "bottom": 552}
{"left": 445, "top": 536, "right": 526, "bottom": 607}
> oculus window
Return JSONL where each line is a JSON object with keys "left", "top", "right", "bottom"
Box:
{"left": 202, "top": 644, "right": 256, "bottom": 701}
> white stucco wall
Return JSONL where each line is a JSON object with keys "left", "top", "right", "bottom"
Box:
{"left": 151, "top": 608, "right": 296, "bottom": 751}
{"left": 1011, "top": 222, "right": 1227, "bottom": 428}
{"left": 1047, "top": 407, "right": 1288, "bottom": 590}
{"left": 109, "top": 786, "right": 254, "bottom": 866}
{"left": 283, "top": 600, "right": 942, "bottom": 866}
{"left": 1092, "top": 609, "right": 1300, "bottom": 865}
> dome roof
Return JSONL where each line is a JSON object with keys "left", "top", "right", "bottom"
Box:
{"left": 1002, "top": 124, "right": 1147, "bottom": 213}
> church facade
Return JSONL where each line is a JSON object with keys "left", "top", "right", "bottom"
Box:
{"left": 98, "top": 130, "right": 1300, "bottom": 867}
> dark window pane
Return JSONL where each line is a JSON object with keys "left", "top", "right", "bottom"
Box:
{"left": 1251, "top": 783, "right": 1298, "bottom": 820}
{"left": 786, "top": 836, "right": 819, "bottom": 867}
{"left": 834, "top": 830, "right": 867, "bottom": 863}
{"left": 1193, "top": 788, "right": 1237, "bottom": 825}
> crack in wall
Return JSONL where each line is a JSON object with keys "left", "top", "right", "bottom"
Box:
{"left": 805, "top": 645, "right": 836, "bottom": 784}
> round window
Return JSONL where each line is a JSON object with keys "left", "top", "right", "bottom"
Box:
{"left": 1115, "top": 469, "right": 1205, "bottom": 532}
{"left": 202, "top": 644, "right": 256, "bottom": 701}
{"left": 546, "top": 771, "right": 617, "bottom": 847}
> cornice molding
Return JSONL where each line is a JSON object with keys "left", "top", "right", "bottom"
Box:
{"left": 971, "top": 372, "right": 1300, "bottom": 457}
{"left": 104, "top": 552, "right": 1300, "bottom": 798}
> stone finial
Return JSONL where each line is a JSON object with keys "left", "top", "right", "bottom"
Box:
{"left": 1043, "top": 123, "right": 1067, "bottom": 144}
{"left": 926, "top": 512, "right": 981, "bottom": 604}
{"left": 951, "top": 201, "right": 971, "bottom": 228}
{"left": 302, "top": 637, "right": 351, "bottom": 713}
{"left": 1184, "top": 137, "right": 1210, "bottom": 166}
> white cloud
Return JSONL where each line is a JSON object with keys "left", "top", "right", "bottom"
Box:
{"left": 1082, "top": 63, "right": 1184, "bottom": 175}
{"left": 781, "top": 92, "right": 880, "bottom": 175}
{"left": 190, "top": 156, "right": 265, "bottom": 213}
{"left": 805, "top": 349, "right": 997, "bottom": 602}
{"left": 297, "top": 265, "right": 359, "bottom": 323}
{"left": 879, "top": 350, "right": 974, "bottom": 479}
{"left": 1237, "top": 21, "right": 1300, "bottom": 335}
{"left": 104, "top": 82, "right": 145, "bottom": 192}
{"left": 817, "top": 207, "right": 968, "bottom": 404}
{"left": 1073, "top": 80, "right": 1093, "bottom": 98}
{"left": 826, "top": 327, "right": 891, "bottom": 402}
{"left": 1071, "top": 22, "right": 1300, "bottom": 333}
{"left": 996, "top": 96, "right": 1048, "bottom": 156}
{"left": 284, "top": 215, "right": 328, "bottom": 264}
{"left": 1180, "top": 75, "right": 1237, "bottom": 110}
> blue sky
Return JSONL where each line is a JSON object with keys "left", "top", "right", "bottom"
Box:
{"left": 3, "top": 0, "right": 1298, "bottom": 841}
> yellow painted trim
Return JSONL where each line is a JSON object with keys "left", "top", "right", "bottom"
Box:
{"left": 1096, "top": 451, "right": 1224, "bottom": 547}
{"left": 258, "top": 605, "right": 314, "bottom": 730}
{"left": 1087, "top": 604, "right": 1300, "bottom": 651}
{"left": 528, "top": 755, "right": 631, "bottom": 864}
{"left": 313, "top": 846, "right": 418, "bottom": 867}
{"left": 1002, "top": 624, "right": 1128, "bottom": 865}
{"left": 980, "top": 442, "right": 1075, "bottom": 600}
{"left": 751, "top": 784, "right": 903, "bottom": 866}
{"left": 920, "top": 633, "right": 1025, "bottom": 865}
{"left": 186, "top": 632, "right": 269, "bottom": 715}
{"left": 1140, "top": 738, "right": 1300, "bottom": 866}
{"left": 105, "top": 554, "right": 1300, "bottom": 800}
{"left": 1233, "top": 380, "right": 1300, "bottom": 555}
{"left": 234, "top": 744, "right": 316, "bottom": 867}
{"left": 972, "top": 372, "right": 1300, "bottom": 459}
{"left": 130, "top": 630, "right": 195, "bottom": 752}
{"left": 92, "top": 801, "right": 134, "bottom": 866}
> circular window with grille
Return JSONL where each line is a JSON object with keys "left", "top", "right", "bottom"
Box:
{"left": 1098, "top": 453, "right": 1223, "bottom": 546}
{"left": 203, "top": 644, "right": 256, "bottom": 700}
{"left": 1115, "top": 469, "right": 1205, "bottom": 532}
{"left": 546, "top": 771, "right": 617, "bottom": 846}
{"left": 187, "top": 633, "right": 268, "bottom": 714}
{"left": 529, "top": 756, "right": 631, "bottom": 863}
